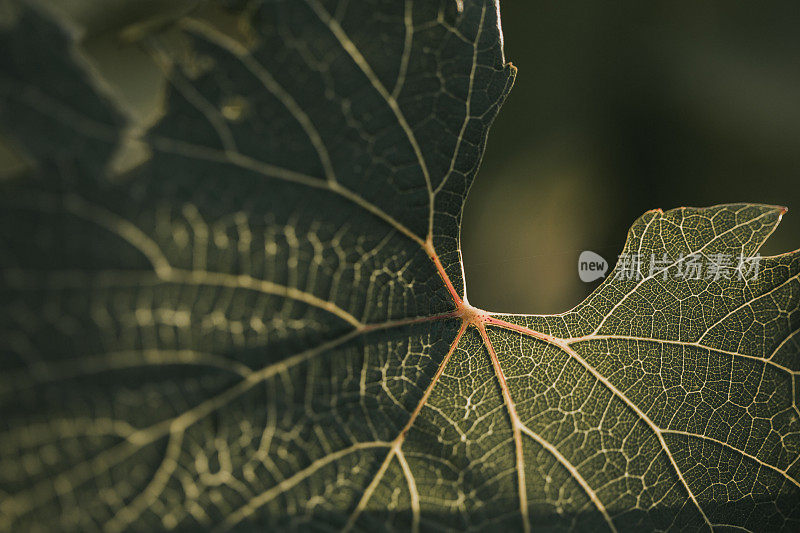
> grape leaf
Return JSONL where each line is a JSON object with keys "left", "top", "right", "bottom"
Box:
{"left": 1, "top": 1, "right": 799, "bottom": 532}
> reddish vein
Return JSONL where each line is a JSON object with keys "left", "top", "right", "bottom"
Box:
{"left": 482, "top": 315, "right": 711, "bottom": 528}
{"left": 344, "top": 322, "right": 468, "bottom": 532}
{"left": 424, "top": 238, "right": 463, "bottom": 306}
{"left": 477, "top": 322, "right": 531, "bottom": 533}
{"left": 414, "top": 239, "right": 532, "bottom": 531}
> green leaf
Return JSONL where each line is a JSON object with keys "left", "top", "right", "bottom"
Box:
{"left": 1, "top": 1, "right": 798, "bottom": 532}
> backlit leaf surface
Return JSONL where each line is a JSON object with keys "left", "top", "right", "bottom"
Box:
{"left": 1, "top": 1, "right": 798, "bottom": 531}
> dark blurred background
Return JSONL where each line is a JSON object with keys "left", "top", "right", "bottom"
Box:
{"left": 462, "top": 1, "right": 800, "bottom": 313}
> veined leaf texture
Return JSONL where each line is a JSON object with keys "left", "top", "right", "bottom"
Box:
{"left": 0, "top": 1, "right": 798, "bottom": 531}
